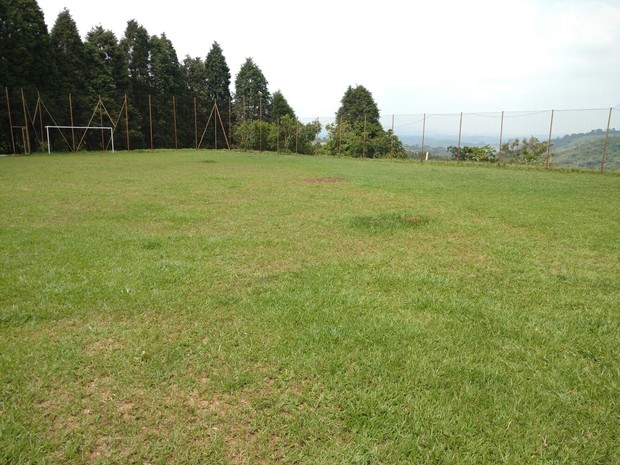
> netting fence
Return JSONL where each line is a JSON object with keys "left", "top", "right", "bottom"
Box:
{"left": 2, "top": 87, "right": 619, "bottom": 172}
{"left": 303, "top": 107, "right": 620, "bottom": 172}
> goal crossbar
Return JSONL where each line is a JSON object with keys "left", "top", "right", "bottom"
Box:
{"left": 46, "top": 126, "right": 115, "bottom": 154}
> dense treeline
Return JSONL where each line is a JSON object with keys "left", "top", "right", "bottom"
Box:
{"left": 1, "top": 0, "right": 404, "bottom": 157}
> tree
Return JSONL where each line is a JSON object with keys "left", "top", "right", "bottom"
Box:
{"left": 50, "top": 8, "right": 98, "bottom": 136}
{"left": 120, "top": 19, "right": 152, "bottom": 108}
{"left": 270, "top": 90, "right": 295, "bottom": 122}
{"left": 205, "top": 42, "right": 231, "bottom": 104}
{"left": 50, "top": 9, "right": 87, "bottom": 96}
{"left": 120, "top": 20, "right": 152, "bottom": 148}
{"left": 233, "top": 58, "right": 270, "bottom": 122}
{"left": 150, "top": 33, "right": 184, "bottom": 97}
{"left": 324, "top": 84, "right": 403, "bottom": 158}
{"left": 0, "top": 0, "right": 56, "bottom": 92}
{"left": 447, "top": 145, "right": 497, "bottom": 162}
{"left": 182, "top": 56, "right": 209, "bottom": 102}
{"left": 335, "top": 85, "right": 380, "bottom": 126}
{"left": 85, "top": 26, "right": 129, "bottom": 97}
{"left": 204, "top": 41, "right": 232, "bottom": 148}
{"left": 499, "top": 136, "right": 548, "bottom": 164}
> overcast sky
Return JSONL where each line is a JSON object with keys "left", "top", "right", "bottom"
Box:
{"left": 36, "top": 0, "right": 620, "bottom": 119}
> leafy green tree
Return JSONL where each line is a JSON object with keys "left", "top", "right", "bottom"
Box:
{"left": 120, "top": 20, "right": 152, "bottom": 148}
{"left": 205, "top": 42, "right": 231, "bottom": 104}
{"left": 447, "top": 145, "right": 497, "bottom": 162}
{"left": 270, "top": 90, "right": 295, "bottom": 122}
{"left": 150, "top": 33, "right": 184, "bottom": 97}
{"left": 324, "top": 85, "right": 404, "bottom": 158}
{"left": 50, "top": 8, "right": 98, "bottom": 138}
{"left": 182, "top": 56, "right": 209, "bottom": 101}
{"left": 50, "top": 9, "right": 87, "bottom": 96}
{"left": 85, "top": 26, "right": 129, "bottom": 97}
{"left": 336, "top": 85, "right": 380, "bottom": 126}
{"left": 499, "top": 136, "right": 548, "bottom": 164}
{"left": 149, "top": 33, "right": 184, "bottom": 148}
{"left": 0, "top": 0, "right": 56, "bottom": 92}
{"left": 233, "top": 58, "right": 270, "bottom": 122}
{"left": 204, "top": 41, "right": 232, "bottom": 148}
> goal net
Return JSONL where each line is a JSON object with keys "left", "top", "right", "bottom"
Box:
{"left": 45, "top": 126, "right": 115, "bottom": 153}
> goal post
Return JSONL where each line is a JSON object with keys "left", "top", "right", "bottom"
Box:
{"left": 45, "top": 126, "right": 115, "bottom": 154}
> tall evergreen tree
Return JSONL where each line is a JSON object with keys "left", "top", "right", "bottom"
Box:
{"left": 50, "top": 8, "right": 95, "bottom": 129}
{"left": 335, "top": 85, "right": 380, "bottom": 126}
{"left": 50, "top": 9, "right": 87, "bottom": 96}
{"left": 182, "top": 56, "right": 209, "bottom": 101}
{"left": 326, "top": 84, "right": 404, "bottom": 158}
{"left": 0, "top": 0, "right": 56, "bottom": 92}
{"left": 150, "top": 33, "right": 183, "bottom": 97}
{"left": 203, "top": 42, "right": 232, "bottom": 148}
{"left": 270, "top": 90, "right": 295, "bottom": 122}
{"left": 204, "top": 42, "right": 231, "bottom": 104}
{"left": 233, "top": 58, "right": 270, "bottom": 121}
{"left": 85, "top": 26, "right": 129, "bottom": 97}
{"left": 120, "top": 19, "right": 152, "bottom": 106}
{"left": 120, "top": 20, "right": 152, "bottom": 148}
{"left": 149, "top": 33, "right": 184, "bottom": 148}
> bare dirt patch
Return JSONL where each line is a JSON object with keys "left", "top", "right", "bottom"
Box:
{"left": 303, "top": 177, "right": 344, "bottom": 184}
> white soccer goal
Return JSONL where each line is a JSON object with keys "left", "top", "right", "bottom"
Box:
{"left": 45, "top": 126, "right": 115, "bottom": 153}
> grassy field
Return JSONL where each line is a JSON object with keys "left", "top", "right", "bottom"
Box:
{"left": 1, "top": 150, "right": 618, "bottom": 464}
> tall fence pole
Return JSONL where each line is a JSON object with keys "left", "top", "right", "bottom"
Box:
{"left": 99, "top": 96, "right": 105, "bottom": 150}
{"left": 214, "top": 100, "right": 218, "bottom": 150}
{"left": 390, "top": 114, "right": 394, "bottom": 158}
{"left": 5, "top": 87, "right": 16, "bottom": 155}
{"left": 37, "top": 91, "right": 44, "bottom": 145}
{"left": 193, "top": 97, "right": 198, "bottom": 149}
{"left": 69, "top": 93, "right": 76, "bottom": 152}
{"left": 338, "top": 116, "right": 342, "bottom": 154}
{"left": 601, "top": 107, "right": 613, "bottom": 173}
{"left": 421, "top": 113, "right": 426, "bottom": 162}
{"left": 20, "top": 89, "right": 30, "bottom": 154}
{"left": 148, "top": 94, "right": 154, "bottom": 150}
{"left": 545, "top": 109, "right": 554, "bottom": 169}
{"left": 498, "top": 110, "right": 504, "bottom": 163}
{"left": 363, "top": 115, "right": 367, "bottom": 158}
{"left": 457, "top": 112, "right": 463, "bottom": 161}
{"left": 124, "top": 94, "right": 130, "bottom": 151}
{"left": 173, "top": 96, "right": 178, "bottom": 150}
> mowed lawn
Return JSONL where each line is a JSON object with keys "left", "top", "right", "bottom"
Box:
{"left": 0, "top": 150, "right": 618, "bottom": 464}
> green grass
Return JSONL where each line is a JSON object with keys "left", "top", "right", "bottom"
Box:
{"left": 1, "top": 150, "right": 619, "bottom": 464}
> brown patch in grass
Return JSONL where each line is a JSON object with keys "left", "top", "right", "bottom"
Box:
{"left": 403, "top": 216, "right": 425, "bottom": 223}
{"left": 303, "top": 177, "right": 343, "bottom": 184}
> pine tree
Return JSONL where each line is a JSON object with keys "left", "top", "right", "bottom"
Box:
{"left": 51, "top": 9, "right": 95, "bottom": 128}
{"left": 120, "top": 20, "right": 152, "bottom": 148}
{"left": 270, "top": 90, "right": 295, "bottom": 122}
{"left": 182, "top": 56, "right": 209, "bottom": 102}
{"left": 85, "top": 26, "right": 129, "bottom": 98}
{"left": 150, "top": 33, "right": 184, "bottom": 148}
{"left": 0, "top": 0, "right": 56, "bottom": 92}
{"left": 335, "top": 85, "right": 380, "bottom": 126}
{"left": 233, "top": 58, "right": 270, "bottom": 122}
{"left": 205, "top": 42, "right": 231, "bottom": 104}
{"left": 203, "top": 42, "right": 232, "bottom": 148}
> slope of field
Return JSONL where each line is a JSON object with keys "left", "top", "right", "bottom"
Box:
{"left": 1, "top": 151, "right": 619, "bottom": 464}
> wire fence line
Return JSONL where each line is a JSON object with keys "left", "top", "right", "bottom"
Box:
{"left": 302, "top": 107, "right": 620, "bottom": 172}
{"left": 2, "top": 87, "right": 619, "bottom": 172}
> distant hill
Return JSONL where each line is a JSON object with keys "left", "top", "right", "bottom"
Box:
{"left": 552, "top": 131, "right": 620, "bottom": 171}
